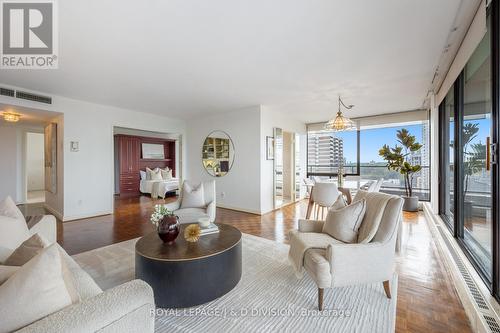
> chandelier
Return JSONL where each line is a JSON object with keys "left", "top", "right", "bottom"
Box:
{"left": 324, "top": 96, "right": 356, "bottom": 131}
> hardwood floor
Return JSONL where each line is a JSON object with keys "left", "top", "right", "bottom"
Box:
{"left": 19, "top": 195, "right": 472, "bottom": 332}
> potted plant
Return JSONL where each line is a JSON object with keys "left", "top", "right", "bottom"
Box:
{"left": 378, "top": 129, "right": 422, "bottom": 212}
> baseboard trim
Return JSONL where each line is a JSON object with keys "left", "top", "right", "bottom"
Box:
{"left": 216, "top": 204, "right": 261, "bottom": 215}
{"left": 62, "top": 210, "right": 113, "bottom": 222}
{"left": 423, "top": 202, "right": 500, "bottom": 333}
{"left": 43, "top": 203, "right": 63, "bottom": 221}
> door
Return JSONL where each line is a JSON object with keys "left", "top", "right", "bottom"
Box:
{"left": 273, "top": 128, "right": 283, "bottom": 208}
{"left": 460, "top": 27, "right": 493, "bottom": 279}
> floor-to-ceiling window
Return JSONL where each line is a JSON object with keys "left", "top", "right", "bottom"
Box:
{"left": 306, "top": 112, "right": 431, "bottom": 200}
{"left": 439, "top": 12, "right": 494, "bottom": 284}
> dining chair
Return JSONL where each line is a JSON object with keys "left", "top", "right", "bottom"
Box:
{"left": 310, "top": 182, "right": 341, "bottom": 220}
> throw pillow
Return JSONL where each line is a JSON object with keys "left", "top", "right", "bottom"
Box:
{"left": 0, "top": 215, "right": 30, "bottom": 263}
{"left": 161, "top": 168, "right": 173, "bottom": 180}
{"left": 0, "top": 196, "right": 25, "bottom": 222}
{"left": 330, "top": 194, "right": 347, "bottom": 210}
{"left": 139, "top": 170, "right": 147, "bottom": 180}
{"left": 147, "top": 167, "right": 163, "bottom": 181}
{"left": 0, "top": 244, "right": 79, "bottom": 333}
{"left": 4, "top": 233, "right": 50, "bottom": 266}
{"left": 180, "top": 182, "right": 205, "bottom": 209}
{"left": 353, "top": 189, "right": 368, "bottom": 202}
{"left": 322, "top": 199, "right": 366, "bottom": 243}
{"left": 0, "top": 266, "right": 19, "bottom": 285}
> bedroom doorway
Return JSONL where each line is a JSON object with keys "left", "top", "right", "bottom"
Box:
{"left": 113, "top": 127, "right": 182, "bottom": 199}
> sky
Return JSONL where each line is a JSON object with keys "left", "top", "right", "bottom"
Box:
{"left": 336, "top": 118, "right": 491, "bottom": 164}
{"left": 335, "top": 124, "right": 425, "bottom": 164}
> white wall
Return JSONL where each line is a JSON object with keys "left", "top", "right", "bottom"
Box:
{"left": 186, "top": 106, "right": 262, "bottom": 214}
{"left": 185, "top": 105, "right": 306, "bottom": 215}
{"left": 0, "top": 85, "right": 187, "bottom": 221}
{"left": 260, "top": 106, "right": 307, "bottom": 214}
{"left": 26, "top": 132, "right": 44, "bottom": 191}
{"left": 0, "top": 123, "right": 44, "bottom": 203}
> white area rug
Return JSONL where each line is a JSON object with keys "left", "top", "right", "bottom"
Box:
{"left": 73, "top": 234, "right": 397, "bottom": 333}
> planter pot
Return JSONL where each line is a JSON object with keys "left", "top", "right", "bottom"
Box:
{"left": 157, "top": 215, "right": 180, "bottom": 244}
{"left": 402, "top": 196, "right": 419, "bottom": 212}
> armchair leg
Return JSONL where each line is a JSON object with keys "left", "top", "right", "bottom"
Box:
{"left": 318, "top": 288, "right": 324, "bottom": 311}
{"left": 383, "top": 280, "right": 391, "bottom": 299}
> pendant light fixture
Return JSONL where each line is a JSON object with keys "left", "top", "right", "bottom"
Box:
{"left": 324, "top": 96, "right": 356, "bottom": 131}
{"left": 2, "top": 112, "right": 20, "bottom": 123}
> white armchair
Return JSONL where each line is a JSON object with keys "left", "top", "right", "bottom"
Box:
{"left": 164, "top": 180, "right": 216, "bottom": 224}
{"left": 290, "top": 192, "right": 403, "bottom": 310}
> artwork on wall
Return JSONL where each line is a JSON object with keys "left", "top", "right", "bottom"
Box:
{"left": 266, "top": 136, "right": 274, "bottom": 160}
{"left": 142, "top": 143, "right": 165, "bottom": 159}
{"left": 44, "top": 123, "right": 57, "bottom": 194}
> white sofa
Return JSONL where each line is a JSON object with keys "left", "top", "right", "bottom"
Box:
{"left": 1, "top": 210, "right": 155, "bottom": 333}
{"left": 164, "top": 180, "right": 216, "bottom": 224}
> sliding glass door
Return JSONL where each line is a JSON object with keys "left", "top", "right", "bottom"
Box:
{"left": 439, "top": 13, "right": 495, "bottom": 285}
{"left": 462, "top": 21, "right": 493, "bottom": 278}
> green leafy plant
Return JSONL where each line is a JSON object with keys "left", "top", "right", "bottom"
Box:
{"left": 378, "top": 129, "right": 422, "bottom": 197}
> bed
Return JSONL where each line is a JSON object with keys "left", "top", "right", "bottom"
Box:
{"left": 140, "top": 179, "right": 180, "bottom": 199}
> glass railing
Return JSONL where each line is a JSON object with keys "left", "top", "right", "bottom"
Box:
{"left": 307, "top": 165, "right": 431, "bottom": 201}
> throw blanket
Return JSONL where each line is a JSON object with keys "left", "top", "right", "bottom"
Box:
{"left": 288, "top": 231, "right": 337, "bottom": 278}
{"left": 151, "top": 181, "right": 162, "bottom": 199}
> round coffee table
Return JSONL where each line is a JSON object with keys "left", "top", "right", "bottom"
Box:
{"left": 135, "top": 223, "right": 242, "bottom": 308}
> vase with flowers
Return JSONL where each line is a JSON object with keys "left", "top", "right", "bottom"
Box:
{"left": 150, "top": 205, "right": 179, "bottom": 244}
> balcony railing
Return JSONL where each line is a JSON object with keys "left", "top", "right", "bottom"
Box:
{"left": 307, "top": 164, "right": 431, "bottom": 201}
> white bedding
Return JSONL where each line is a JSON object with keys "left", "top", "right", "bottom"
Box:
{"left": 140, "top": 179, "right": 180, "bottom": 198}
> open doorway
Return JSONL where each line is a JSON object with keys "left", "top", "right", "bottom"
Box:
{"left": 274, "top": 128, "right": 300, "bottom": 209}
{"left": 26, "top": 132, "right": 45, "bottom": 203}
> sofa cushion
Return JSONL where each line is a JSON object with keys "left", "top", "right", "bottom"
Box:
{"left": 0, "top": 244, "right": 79, "bottom": 333}
{"left": 0, "top": 265, "right": 19, "bottom": 285}
{"left": 304, "top": 249, "right": 332, "bottom": 288}
{"left": 181, "top": 182, "right": 205, "bottom": 209}
{"left": 322, "top": 199, "right": 366, "bottom": 243}
{"left": 0, "top": 215, "right": 30, "bottom": 263}
{"left": 0, "top": 196, "right": 25, "bottom": 222}
{"left": 4, "top": 233, "right": 50, "bottom": 266}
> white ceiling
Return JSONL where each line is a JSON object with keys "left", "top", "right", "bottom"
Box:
{"left": 0, "top": 0, "right": 471, "bottom": 122}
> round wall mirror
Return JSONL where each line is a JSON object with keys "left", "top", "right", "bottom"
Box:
{"left": 202, "top": 131, "right": 235, "bottom": 177}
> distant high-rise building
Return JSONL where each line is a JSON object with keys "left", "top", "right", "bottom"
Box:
{"left": 307, "top": 133, "right": 344, "bottom": 174}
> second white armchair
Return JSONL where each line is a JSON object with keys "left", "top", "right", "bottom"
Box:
{"left": 164, "top": 180, "right": 216, "bottom": 224}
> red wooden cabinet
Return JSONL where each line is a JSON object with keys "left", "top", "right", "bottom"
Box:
{"left": 116, "top": 135, "right": 141, "bottom": 195}
{"left": 115, "top": 134, "right": 176, "bottom": 196}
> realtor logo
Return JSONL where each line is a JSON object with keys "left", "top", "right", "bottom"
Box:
{"left": 1, "top": 0, "right": 58, "bottom": 69}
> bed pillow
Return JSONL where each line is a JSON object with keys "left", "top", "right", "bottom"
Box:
{"left": 322, "top": 199, "right": 366, "bottom": 243}
{"left": 4, "top": 233, "right": 50, "bottom": 266}
{"left": 0, "top": 196, "right": 25, "bottom": 223}
{"left": 0, "top": 215, "right": 30, "bottom": 263}
{"left": 140, "top": 170, "right": 147, "bottom": 180}
{"left": 161, "top": 168, "right": 173, "bottom": 180}
{"left": 146, "top": 167, "right": 163, "bottom": 181}
{"left": 0, "top": 244, "right": 79, "bottom": 333}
